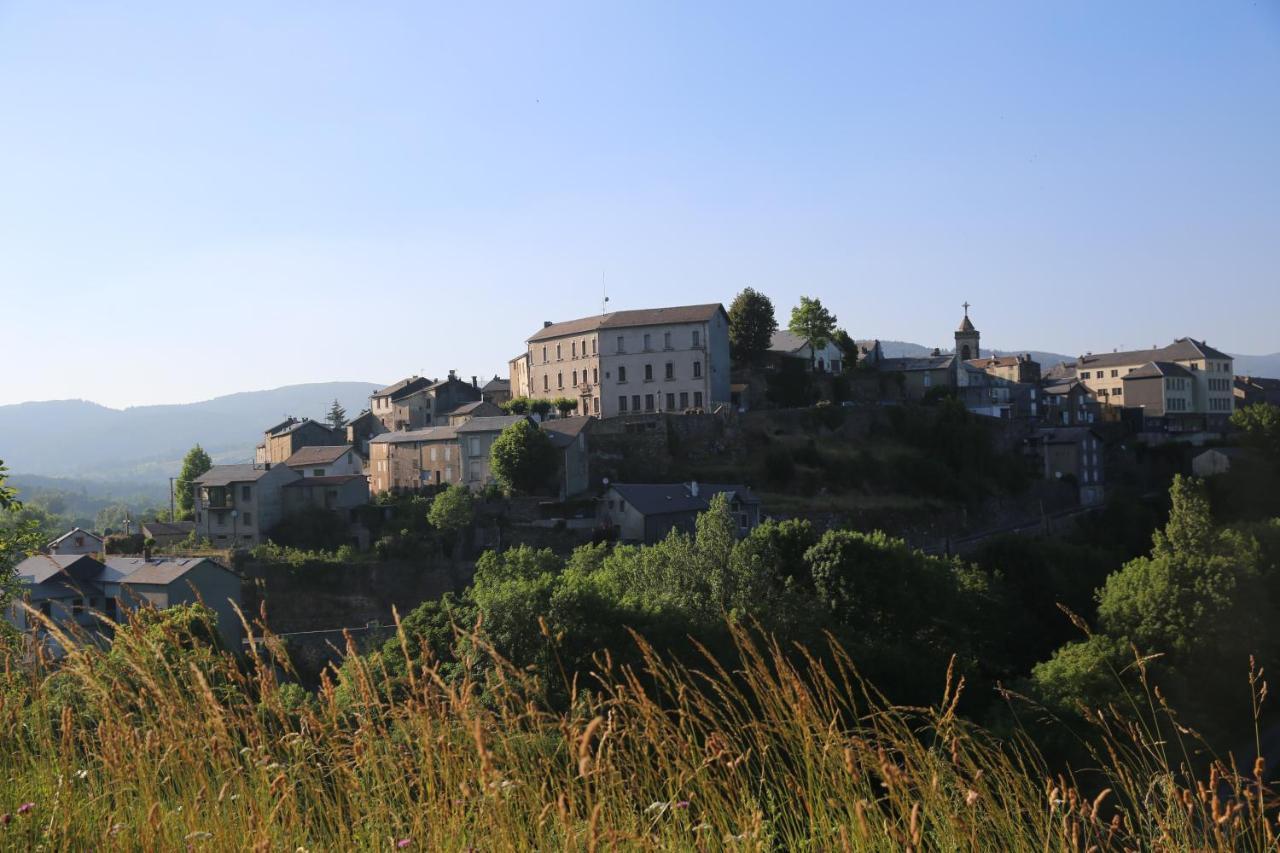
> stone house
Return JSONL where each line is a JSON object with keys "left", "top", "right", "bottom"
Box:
{"left": 1041, "top": 378, "right": 1100, "bottom": 426}
{"left": 1034, "top": 426, "right": 1105, "bottom": 506}
{"left": 597, "top": 482, "right": 761, "bottom": 544}
{"left": 255, "top": 417, "right": 345, "bottom": 466}
{"left": 1191, "top": 447, "right": 1255, "bottom": 478}
{"left": 192, "top": 463, "right": 300, "bottom": 548}
{"left": 140, "top": 521, "right": 195, "bottom": 548}
{"left": 540, "top": 415, "right": 594, "bottom": 499}
{"left": 344, "top": 409, "right": 385, "bottom": 461}
{"left": 767, "top": 330, "right": 845, "bottom": 373}
{"left": 46, "top": 527, "right": 103, "bottom": 556}
{"left": 456, "top": 416, "right": 538, "bottom": 489}
{"left": 371, "top": 372, "right": 482, "bottom": 432}
{"left": 966, "top": 354, "right": 1041, "bottom": 384}
{"left": 481, "top": 376, "right": 512, "bottom": 406}
{"left": 368, "top": 426, "right": 463, "bottom": 494}
{"left": 7, "top": 554, "right": 243, "bottom": 654}
{"left": 282, "top": 475, "right": 370, "bottom": 516}
{"left": 447, "top": 400, "right": 505, "bottom": 425}
{"left": 1235, "top": 376, "right": 1280, "bottom": 408}
{"left": 1075, "top": 338, "right": 1234, "bottom": 429}
{"left": 521, "top": 304, "right": 731, "bottom": 419}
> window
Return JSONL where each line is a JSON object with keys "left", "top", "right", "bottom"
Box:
{"left": 556, "top": 343, "right": 562, "bottom": 359}
{"left": 619, "top": 396, "right": 628, "bottom": 412}
{"left": 242, "top": 485, "right": 252, "bottom": 502}
{"left": 445, "top": 447, "right": 452, "bottom": 460}
{"left": 40, "top": 601, "right": 51, "bottom": 618}
{"left": 618, "top": 365, "right": 627, "bottom": 382}
{"left": 644, "top": 364, "right": 653, "bottom": 381}
{"left": 572, "top": 341, "right": 577, "bottom": 357}
{"left": 104, "top": 598, "right": 116, "bottom": 620}
{"left": 1081, "top": 371, "right": 1090, "bottom": 379}
{"left": 543, "top": 375, "right": 549, "bottom": 391}
{"left": 1113, "top": 387, "right": 1122, "bottom": 397}
{"left": 1110, "top": 369, "right": 1118, "bottom": 378}
{"left": 692, "top": 330, "right": 700, "bottom": 348}
{"left": 593, "top": 396, "right": 600, "bottom": 413}
{"left": 542, "top": 346, "right": 548, "bottom": 363}
{"left": 581, "top": 339, "right": 587, "bottom": 356}
{"left": 666, "top": 393, "right": 676, "bottom": 410}
{"left": 73, "top": 598, "right": 84, "bottom": 616}
{"left": 430, "top": 447, "right": 438, "bottom": 461}
{"left": 242, "top": 512, "right": 252, "bottom": 526}
{"left": 679, "top": 391, "right": 689, "bottom": 409}
{"left": 616, "top": 335, "right": 625, "bottom": 353}
{"left": 632, "top": 395, "right": 641, "bottom": 412}
{"left": 74, "top": 536, "right": 84, "bottom": 547}
{"left": 643, "top": 333, "right": 652, "bottom": 351}
{"left": 592, "top": 339, "right": 597, "bottom": 354}
{"left": 469, "top": 437, "right": 481, "bottom": 456}
{"left": 558, "top": 372, "right": 563, "bottom": 389}
{"left": 644, "top": 394, "right": 655, "bottom": 411}
{"left": 665, "top": 362, "right": 674, "bottom": 380}
{"left": 694, "top": 391, "right": 703, "bottom": 408}
{"left": 313, "top": 468, "right": 326, "bottom": 476}
{"left": 664, "top": 331, "right": 672, "bottom": 349}
{"left": 573, "top": 370, "right": 578, "bottom": 386}
{"left": 593, "top": 368, "right": 598, "bottom": 384}
{"left": 693, "top": 361, "right": 702, "bottom": 378}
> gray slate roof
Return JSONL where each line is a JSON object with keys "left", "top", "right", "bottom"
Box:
{"left": 46, "top": 527, "right": 102, "bottom": 548}
{"left": 285, "top": 445, "right": 355, "bottom": 467}
{"left": 1123, "top": 361, "right": 1194, "bottom": 380}
{"left": 482, "top": 376, "right": 510, "bottom": 392}
{"left": 454, "top": 415, "right": 535, "bottom": 434}
{"left": 1078, "top": 338, "right": 1231, "bottom": 370}
{"left": 528, "top": 304, "right": 724, "bottom": 343}
{"left": 373, "top": 376, "right": 432, "bottom": 400}
{"left": 141, "top": 521, "right": 195, "bottom": 538}
{"left": 194, "top": 464, "right": 276, "bottom": 486}
{"left": 105, "top": 556, "right": 234, "bottom": 585}
{"left": 609, "top": 483, "right": 759, "bottom": 516}
{"left": 15, "top": 555, "right": 233, "bottom": 590}
{"left": 368, "top": 425, "right": 459, "bottom": 445}
{"left": 879, "top": 355, "right": 955, "bottom": 372}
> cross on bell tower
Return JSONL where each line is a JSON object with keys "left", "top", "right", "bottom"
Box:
{"left": 955, "top": 302, "right": 980, "bottom": 361}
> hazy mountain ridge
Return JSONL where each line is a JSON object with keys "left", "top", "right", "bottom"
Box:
{"left": 0, "top": 381, "right": 383, "bottom": 480}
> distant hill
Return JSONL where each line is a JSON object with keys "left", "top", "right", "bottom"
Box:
{"left": 0, "top": 381, "right": 383, "bottom": 481}
{"left": 1232, "top": 353, "right": 1280, "bottom": 380}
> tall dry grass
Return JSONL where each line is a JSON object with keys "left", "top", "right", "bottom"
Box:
{"left": 0, "top": 603, "right": 1275, "bottom": 851}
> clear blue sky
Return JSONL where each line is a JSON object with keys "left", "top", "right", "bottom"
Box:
{"left": 2, "top": 2, "right": 1277, "bottom": 408}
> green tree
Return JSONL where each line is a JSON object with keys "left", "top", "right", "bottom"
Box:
{"left": 326, "top": 398, "right": 348, "bottom": 430}
{"left": 728, "top": 287, "right": 778, "bottom": 364}
{"left": 0, "top": 460, "right": 42, "bottom": 611}
{"left": 503, "top": 396, "right": 530, "bottom": 415}
{"left": 176, "top": 445, "right": 213, "bottom": 521}
{"left": 427, "top": 484, "right": 475, "bottom": 534}
{"left": 788, "top": 296, "right": 838, "bottom": 371}
{"left": 1231, "top": 402, "right": 1280, "bottom": 464}
{"left": 490, "top": 420, "right": 557, "bottom": 495}
{"left": 832, "top": 328, "right": 858, "bottom": 368}
{"left": 553, "top": 397, "right": 579, "bottom": 417}
{"left": 529, "top": 398, "right": 554, "bottom": 419}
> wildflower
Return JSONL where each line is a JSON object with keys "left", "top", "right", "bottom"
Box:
{"left": 965, "top": 789, "right": 980, "bottom": 806}
{"left": 0, "top": 813, "right": 10, "bottom": 826}
{"left": 75, "top": 769, "right": 89, "bottom": 781}
{"left": 396, "top": 839, "right": 412, "bottom": 849}
{"left": 644, "top": 802, "right": 667, "bottom": 815}
{"left": 674, "top": 801, "right": 690, "bottom": 809}
{"left": 16, "top": 803, "right": 33, "bottom": 815}
{"left": 109, "top": 824, "right": 125, "bottom": 836}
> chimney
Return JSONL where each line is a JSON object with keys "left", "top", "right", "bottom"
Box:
{"left": 543, "top": 320, "right": 553, "bottom": 328}
{"left": 448, "top": 369, "right": 456, "bottom": 381}
{"left": 264, "top": 462, "right": 271, "bottom": 470}
{"left": 689, "top": 481, "right": 699, "bottom": 497}
{"left": 472, "top": 375, "right": 478, "bottom": 388}
{"left": 142, "top": 544, "right": 152, "bottom": 561}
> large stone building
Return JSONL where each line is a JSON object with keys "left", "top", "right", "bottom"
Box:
{"left": 1074, "top": 338, "right": 1234, "bottom": 430}
{"left": 519, "top": 304, "right": 731, "bottom": 419}
{"left": 192, "top": 463, "right": 300, "bottom": 547}
{"left": 368, "top": 426, "right": 462, "bottom": 494}
{"left": 256, "top": 418, "right": 344, "bottom": 466}
{"left": 456, "top": 415, "right": 538, "bottom": 489}
{"left": 370, "top": 372, "right": 482, "bottom": 432}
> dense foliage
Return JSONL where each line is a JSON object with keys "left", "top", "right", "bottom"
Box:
{"left": 727, "top": 287, "right": 778, "bottom": 363}
{"left": 176, "top": 444, "right": 213, "bottom": 520}
{"left": 489, "top": 419, "right": 556, "bottom": 495}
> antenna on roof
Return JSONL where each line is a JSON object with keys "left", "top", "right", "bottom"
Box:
{"left": 602, "top": 271, "right": 609, "bottom": 316}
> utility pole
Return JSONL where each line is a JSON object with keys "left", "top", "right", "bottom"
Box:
{"left": 169, "top": 477, "right": 177, "bottom": 522}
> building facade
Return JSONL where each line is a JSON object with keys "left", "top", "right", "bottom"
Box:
{"left": 256, "top": 418, "right": 345, "bottom": 466}
{"left": 284, "top": 445, "right": 365, "bottom": 478}
{"left": 192, "top": 463, "right": 300, "bottom": 547}
{"left": 371, "top": 373, "right": 483, "bottom": 432}
{"left": 522, "top": 304, "right": 731, "bottom": 419}
{"left": 1075, "top": 338, "right": 1234, "bottom": 429}
{"left": 456, "top": 415, "right": 537, "bottom": 489}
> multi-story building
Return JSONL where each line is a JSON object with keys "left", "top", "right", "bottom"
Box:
{"left": 508, "top": 352, "right": 531, "bottom": 399}
{"left": 368, "top": 426, "right": 462, "bottom": 494}
{"left": 1075, "top": 338, "right": 1234, "bottom": 430}
{"left": 965, "top": 353, "right": 1040, "bottom": 384}
{"left": 255, "top": 418, "right": 344, "bottom": 466}
{"left": 283, "top": 445, "right": 365, "bottom": 478}
{"left": 456, "top": 415, "right": 537, "bottom": 488}
{"left": 481, "top": 376, "right": 513, "bottom": 406}
{"left": 370, "top": 372, "right": 482, "bottom": 431}
{"left": 521, "top": 304, "right": 731, "bottom": 419}
{"left": 46, "top": 527, "right": 103, "bottom": 556}
{"left": 1235, "top": 375, "right": 1280, "bottom": 408}
{"left": 192, "top": 463, "right": 300, "bottom": 547}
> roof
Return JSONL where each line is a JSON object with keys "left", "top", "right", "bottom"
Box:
{"left": 268, "top": 418, "right": 333, "bottom": 438}
{"left": 15, "top": 555, "right": 234, "bottom": 589}
{"left": 1078, "top": 338, "right": 1231, "bottom": 370}
{"left": 46, "top": 527, "right": 102, "bottom": 548}
{"left": 1042, "top": 378, "right": 1087, "bottom": 396}
{"left": 284, "top": 475, "right": 368, "bottom": 488}
{"left": 264, "top": 417, "right": 298, "bottom": 436}
{"left": 540, "top": 415, "right": 593, "bottom": 439}
{"left": 768, "top": 330, "right": 809, "bottom": 354}
{"left": 482, "top": 376, "right": 510, "bottom": 392}
{"left": 958, "top": 314, "right": 976, "bottom": 333}
{"left": 879, "top": 355, "right": 955, "bottom": 372}
{"left": 447, "top": 400, "right": 496, "bottom": 417}
{"left": 454, "top": 415, "right": 534, "bottom": 434}
{"left": 105, "top": 556, "right": 236, "bottom": 586}
{"left": 608, "top": 483, "right": 759, "bottom": 516}
{"left": 140, "top": 521, "right": 195, "bottom": 538}
{"left": 966, "top": 355, "right": 1029, "bottom": 369}
{"left": 527, "top": 303, "right": 725, "bottom": 343}
{"left": 368, "top": 425, "right": 459, "bottom": 445}
{"left": 1195, "top": 447, "right": 1254, "bottom": 460}
{"left": 15, "top": 554, "right": 102, "bottom": 585}
{"left": 373, "top": 376, "right": 432, "bottom": 400}
{"left": 194, "top": 464, "right": 276, "bottom": 486}
{"left": 284, "top": 445, "right": 354, "bottom": 467}
{"left": 1122, "top": 361, "right": 1194, "bottom": 381}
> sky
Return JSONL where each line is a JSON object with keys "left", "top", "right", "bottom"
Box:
{"left": 1, "top": 2, "right": 1278, "bottom": 409}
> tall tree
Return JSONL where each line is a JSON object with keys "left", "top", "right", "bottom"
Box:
{"left": 176, "top": 445, "right": 213, "bottom": 521}
{"left": 427, "top": 484, "right": 475, "bottom": 534}
{"left": 490, "top": 420, "right": 556, "bottom": 495}
{"left": 0, "top": 459, "right": 42, "bottom": 611}
{"left": 728, "top": 288, "right": 778, "bottom": 364}
{"left": 1231, "top": 403, "right": 1280, "bottom": 464}
{"left": 788, "top": 297, "right": 838, "bottom": 371}
{"left": 832, "top": 328, "right": 858, "bottom": 369}
{"left": 326, "top": 398, "right": 348, "bottom": 430}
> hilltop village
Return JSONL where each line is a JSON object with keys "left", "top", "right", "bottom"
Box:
{"left": 9, "top": 292, "right": 1275, "bottom": 653}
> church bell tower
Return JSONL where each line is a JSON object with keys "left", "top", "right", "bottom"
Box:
{"left": 955, "top": 302, "right": 980, "bottom": 361}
